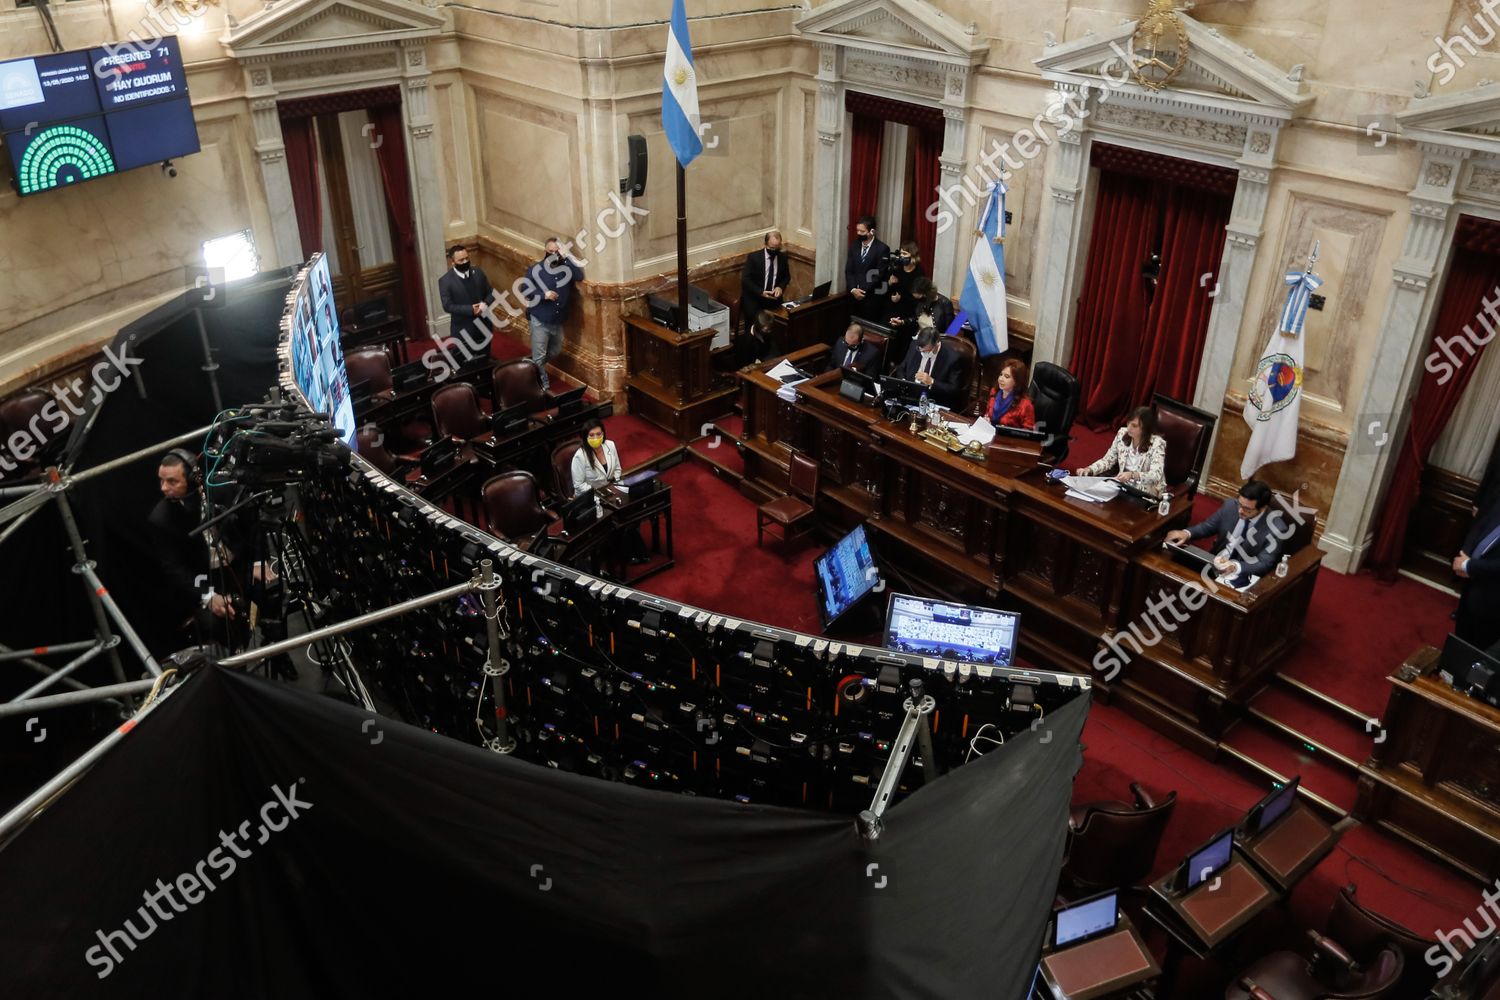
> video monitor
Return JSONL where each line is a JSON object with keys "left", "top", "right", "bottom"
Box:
{"left": 1051, "top": 890, "right": 1119, "bottom": 950}
{"left": 288, "top": 254, "right": 356, "bottom": 447}
{"left": 1, "top": 38, "right": 198, "bottom": 196}
{"left": 814, "top": 524, "right": 880, "bottom": 628}
{"left": 882, "top": 593, "right": 1019, "bottom": 667}
{"left": 1244, "top": 777, "right": 1299, "bottom": 838}
{"left": 1179, "top": 828, "right": 1234, "bottom": 893}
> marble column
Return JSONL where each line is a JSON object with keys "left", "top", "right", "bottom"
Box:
{"left": 1320, "top": 143, "right": 1470, "bottom": 572}
{"left": 813, "top": 44, "right": 846, "bottom": 289}
{"left": 932, "top": 104, "right": 967, "bottom": 296}
{"left": 1032, "top": 82, "right": 1093, "bottom": 366}
{"left": 246, "top": 63, "right": 300, "bottom": 270}
{"left": 400, "top": 41, "right": 445, "bottom": 338}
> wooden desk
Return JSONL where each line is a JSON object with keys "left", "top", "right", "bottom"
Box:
{"left": 766, "top": 292, "right": 853, "bottom": 357}
{"left": 1145, "top": 851, "right": 1277, "bottom": 957}
{"left": 549, "top": 484, "right": 674, "bottom": 585}
{"left": 341, "top": 314, "right": 406, "bottom": 361}
{"left": 1356, "top": 646, "right": 1500, "bottom": 882}
{"left": 356, "top": 358, "right": 493, "bottom": 428}
{"left": 736, "top": 357, "right": 1322, "bottom": 750}
{"left": 1040, "top": 913, "right": 1159, "bottom": 1000}
{"left": 1240, "top": 802, "right": 1339, "bottom": 893}
{"left": 623, "top": 315, "right": 736, "bottom": 439}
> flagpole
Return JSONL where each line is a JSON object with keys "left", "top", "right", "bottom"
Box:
{"left": 676, "top": 162, "right": 689, "bottom": 334}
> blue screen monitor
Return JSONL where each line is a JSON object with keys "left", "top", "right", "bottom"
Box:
{"left": 814, "top": 524, "right": 880, "bottom": 628}
{"left": 1051, "top": 890, "right": 1118, "bottom": 949}
{"left": 289, "top": 254, "right": 356, "bottom": 447}
{"left": 882, "top": 593, "right": 1019, "bottom": 667}
{"left": 1181, "top": 828, "right": 1234, "bottom": 892}
{"left": 1245, "top": 777, "right": 1299, "bottom": 837}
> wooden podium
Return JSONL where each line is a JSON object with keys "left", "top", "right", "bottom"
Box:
{"left": 1039, "top": 913, "right": 1159, "bottom": 1000}
{"left": 765, "top": 292, "right": 853, "bottom": 357}
{"left": 623, "top": 315, "right": 736, "bottom": 439}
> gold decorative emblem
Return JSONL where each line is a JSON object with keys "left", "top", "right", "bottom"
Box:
{"left": 673, "top": 65, "right": 691, "bottom": 87}
{"left": 156, "top": 0, "right": 217, "bottom": 15}
{"left": 979, "top": 268, "right": 1001, "bottom": 289}
{"left": 1129, "top": 0, "right": 1189, "bottom": 91}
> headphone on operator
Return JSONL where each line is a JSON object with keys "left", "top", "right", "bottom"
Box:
{"left": 163, "top": 447, "right": 201, "bottom": 483}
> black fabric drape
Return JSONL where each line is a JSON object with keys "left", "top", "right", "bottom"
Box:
{"left": 0, "top": 667, "right": 1086, "bottom": 999}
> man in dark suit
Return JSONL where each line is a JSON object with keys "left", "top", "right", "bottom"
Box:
{"left": 1453, "top": 502, "right": 1500, "bottom": 650}
{"left": 1166, "top": 480, "right": 1286, "bottom": 587}
{"left": 897, "top": 327, "right": 964, "bottom": 410}
{"left": 437, "top": 244, "right": 495, "bottom": 350}
{"left": 740, "top": 229, "right": 790, "bottom": 334}
{"left": 827, "top": 323, "right": 880, "bottom": 375}
{"left": 844, "top": 215, "right": 889, "bottom": 320}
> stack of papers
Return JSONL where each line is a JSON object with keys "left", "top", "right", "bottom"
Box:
{"left": 955, "top": 417, "right": 995, "bottom": 448}
{"left": 767, "top": 359, "right": 808, "bottom": 402}
{"left": 1061, "top": 475, "right": 1121, "bottom": 504}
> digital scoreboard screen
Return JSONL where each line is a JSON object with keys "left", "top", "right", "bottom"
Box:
{"left": 0, "top": 37, "right": 198, "bottom": 196}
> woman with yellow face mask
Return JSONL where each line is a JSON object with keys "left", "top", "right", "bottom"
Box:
{"left": 571, "top": 418, "right": 622, "bottom": 497}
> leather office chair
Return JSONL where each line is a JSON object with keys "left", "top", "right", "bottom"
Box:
{"left": 1029, "top": 363, "right": 1080, "bottom": 466}
{"left": 481, "top": 471, "right": 559, "bottom": 549}
{"left": 1273, "top": 488, "right": 1319, "bottom": 557}
{"left": 1323, "top": 885, "right": 1438, "bottom": 998}
{"left": 550, "top": 439, "right": 580, "bottom": 500}
{"left": 757, "top": 451, "right": 819, "bottom": 546}
{"left": 493, "top": 360, "right": 557, "bottom": 415}
{"left": 1153, "top": 394, "right": 1217, "bottom": 498}
{"left": 356, "top": 425, "right": 408, "bottom": 477}
{"left": 943, "top": 335, "right": 979, "bottom": 414}
{"left": 1226, "top": 938, "right": 1404, "bottom": 1000}
{"left": 346, "top": 349, "right": 395, "bottom": 401}
{"left": 431, "top": 383, "right": 491, "bottom": 442}
{"left": 1061, "top": 782, "right": 1177, "bottom": 895}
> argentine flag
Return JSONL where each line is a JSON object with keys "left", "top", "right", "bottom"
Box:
{"left": 958, "top": 182, "right": 1008, "bottom": 356}
{"left": 661, "top": 0, "right": 703, "bottom": 168}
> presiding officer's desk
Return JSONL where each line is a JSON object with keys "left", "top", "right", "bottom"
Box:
{"left": 738, "top": 358, "right": 1322, "bottom": 752}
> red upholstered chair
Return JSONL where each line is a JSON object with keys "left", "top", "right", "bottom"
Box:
{"left": 550, "top": 439, "right": 580, "bottom": 500}
{"left": 346, "top": 349, "right": 395, "bottom": 401}
{"left": 431, "top": 384, "right": 491, "bottom": 442}
{"left": 1153, "top": 394, "right": 1217, "bottom": 498}
{"left": 481, "top": 471, "right": 559, "bottom": 549}
{"left": 356, "top": 425, "right": 409, "bottom": 477}
{"left": 1061, "top": 782, "right": 1177, "bottom": 896}
{"left": 1322, "top": 885, "right": 1439, "bottom": 998}
{"left": 1226, "top": 939, "right": 1404, "bottom": 1000}
{"left": 757, "top": 451, "right": 819, "bottom": 546}
{"left": 493, "top": 360, "right": 557, "bottom": 416}
{"left": 0, "top": 389, "right": 63, "bottom": 477}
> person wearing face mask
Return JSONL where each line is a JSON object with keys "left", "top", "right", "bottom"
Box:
{"left": 827, "top": 323, "right": 880, "bottom": 375}
{"left": 740, "top": 228, "right": 791, "bottom": 335}
{"left": 571, "top": 418, "right": 623, "bottom": 496}
{"left": 883, "top": 242, "right": 924, "bottom": 327}
{"left": 897, "top": 326, "right": 965, "bottom": 410}
{"left": 438, "top": 244, "right": 496, "bottom": 347}
{"left": 526, "top": 237, "right": 586, "bottom": 391}
{"left": 844, "top": 215, "right": 890, "bottom": 320}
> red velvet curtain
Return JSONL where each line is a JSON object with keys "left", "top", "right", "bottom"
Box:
{"left": 847, "top": 113, "right": 883, "bottom": 242}
{"left": 912, "top": 127, "right": 942, "bottom": 270}
{"left": 369, "top": 103, "right": 427, "bottom": 342}
{"left": 1133, "top": 186, "right": 1231, "bottom": 409}
{"left": 1069, "top": 171, "right": 1161, "bottom": 426}
{"left": 281, "top": 117, "right": 321, "bottom": 261}
{"left": 1368, "top": 245, "right": 1499, "bottom": 576}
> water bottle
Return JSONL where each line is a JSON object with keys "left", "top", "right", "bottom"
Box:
{"left": 1275, "top": 554, "right": 1289, "bottom": 578}
{"left": 1157, "top": 491, "right": 1172, "bottom": 517}
{"left": 919, "top": 390, "right": 929, "bottom": 414}
{"left": 593, "top": 490, "right": 603, "bottom": 518}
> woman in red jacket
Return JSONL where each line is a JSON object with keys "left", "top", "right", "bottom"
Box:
{"left": 985, "top": 358, "right": 1036, "bottom": 429}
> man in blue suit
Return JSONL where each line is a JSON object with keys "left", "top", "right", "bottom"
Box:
{"left": 1166, "top": 480, "right": 1285, "bottom": 587}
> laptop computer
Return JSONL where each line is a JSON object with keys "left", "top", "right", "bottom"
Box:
{"left": 553, "top": 386, "right": 587, "bottom": 415}
{"left": 1173, "top": 828, "right": 1235, "bottom": 895}
{"left": 619, "top": 469, "right": 660, "bottom": 496}
{"left": 1164, "top": 541, "right": 1219, "bottom": 580}
{"left": 490, "top": 403, "right": 533, "bottom": 435}
{"left": 391, "top": 361, "right": 429, "bottom": 391}
{"left": 880, "top": 374, "right": 928, "bottom": 406}
{"left": 1050, "top": 890, "right": 1120, "bottom": 950}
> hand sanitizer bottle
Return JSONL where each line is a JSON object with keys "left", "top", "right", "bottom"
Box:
{"left": 1275, "top": 554, "right": 1289, "bottom": 578}
{"left": 593, "top": 490, "right": 603, "bottom": 518}
{"left": 1157, "top": 491, "right": 1172, "bottom": 517}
